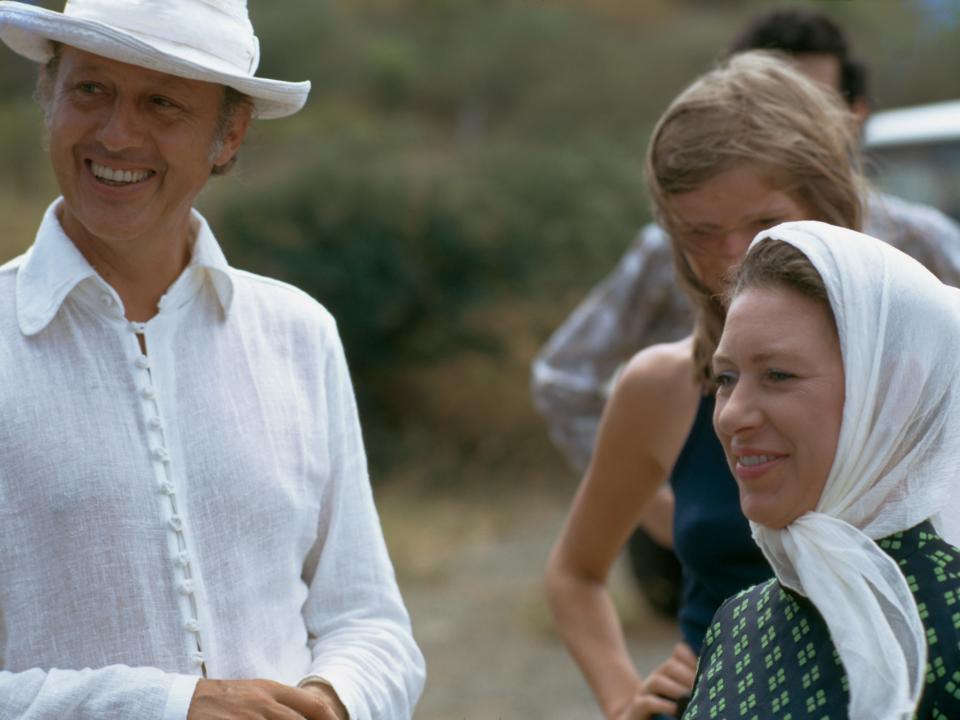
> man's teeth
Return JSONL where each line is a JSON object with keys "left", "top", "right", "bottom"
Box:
{"left": 91, "top": 162, "right": 151, "bottom": 184}
{"left": 739, "top": 455, "right": 777, "bottom": 466}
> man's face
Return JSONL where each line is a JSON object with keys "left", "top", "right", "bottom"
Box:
{"left": 46, "top": 46, "right": 247, "bottom": 249}
{"left": 790, "top": 53, "right": 842, "bottom": 94}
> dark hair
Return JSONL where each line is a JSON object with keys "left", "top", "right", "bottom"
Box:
{"left": 35, "top": 42, "right": 253, "bottom": 176}
{"left": 729, "top": 8, "right": 868, "bottom": 105}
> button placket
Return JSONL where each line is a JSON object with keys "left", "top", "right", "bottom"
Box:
{"left": 132, "top": 333, "right": 208, "bottom": 677}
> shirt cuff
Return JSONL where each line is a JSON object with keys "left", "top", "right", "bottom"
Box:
{"left": 162, "top": 673, "right": 202, "bottom": 720}
{"left": 299, "top": 673, "right": 353, "bottom": 719}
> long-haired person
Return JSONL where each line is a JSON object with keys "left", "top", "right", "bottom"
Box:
{"left": 545, "top": 51, "right": 863, "bottom": 720}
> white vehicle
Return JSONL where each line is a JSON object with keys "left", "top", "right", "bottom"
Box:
{"left": 863, "top": 99, "right": 960, "bottom": 220}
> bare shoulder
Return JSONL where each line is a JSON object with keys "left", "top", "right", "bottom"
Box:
{"left": 619, "top": 337, "right": 696, "bottom": 395}
{"left": 601, "top": 336, "right": 700, "bottom": 473}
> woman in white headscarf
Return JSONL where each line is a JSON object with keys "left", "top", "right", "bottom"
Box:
{"left": 684, "top": 220, "right": 960, "bottom": 720}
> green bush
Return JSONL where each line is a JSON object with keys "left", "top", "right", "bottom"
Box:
{"left": 212, "top": 122, "right": 645, "bottom": 431}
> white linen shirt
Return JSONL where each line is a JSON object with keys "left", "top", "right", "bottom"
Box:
{"left": 0, "top": 200, "right": 425, "bottom": 720}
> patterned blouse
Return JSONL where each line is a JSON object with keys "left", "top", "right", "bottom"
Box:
{"left": 682, "top": 521, "right": 960, "bottom": 719}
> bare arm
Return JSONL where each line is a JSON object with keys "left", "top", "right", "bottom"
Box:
{"left": 544, "top": 343, "right": 698, "bottom": 719}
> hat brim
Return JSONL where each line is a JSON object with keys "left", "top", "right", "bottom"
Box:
{"left": 0, "top": 1, "right": 310, "bottom": 119}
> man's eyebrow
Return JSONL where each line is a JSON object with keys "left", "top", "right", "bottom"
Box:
{"left": 62, "top": 62, "right": 197, "bottom": 93}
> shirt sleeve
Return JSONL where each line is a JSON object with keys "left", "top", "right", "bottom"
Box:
{"left": 865, "top": 192, "right": 960, "bottom": 288}
{"left": 0, "top": 666, "right": 199, "bottom": 720}
{"left": 297, "top": 317, "right": 425, "bottom": 720}
{"left": 529, "top": 223, "right": 692, "bottom": 472}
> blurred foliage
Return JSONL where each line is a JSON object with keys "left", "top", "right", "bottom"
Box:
{"left": 2, "top": 0, "right": 959, "bottom": 481}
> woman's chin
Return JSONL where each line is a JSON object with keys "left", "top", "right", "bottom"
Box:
{"left": 740, "top": 497, "right": 792, "bottom": 530}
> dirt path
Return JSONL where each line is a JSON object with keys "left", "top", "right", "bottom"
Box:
{"left": 378, "top": 479, "right": 681, "bottom": 720}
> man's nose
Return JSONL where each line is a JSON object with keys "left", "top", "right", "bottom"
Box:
{"left": 95, "top": 99, "right": 144, "bottom": 152}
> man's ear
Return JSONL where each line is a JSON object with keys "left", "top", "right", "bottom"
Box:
{"left": 850, "top": 96, "right": 870, "bottom": 134}
{"left": 213, "top": 104, "right": 253, "bottom": 168}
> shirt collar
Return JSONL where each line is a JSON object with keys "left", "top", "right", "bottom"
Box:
{"left": 16, "top": 198, "right": 235, "bottom": 336}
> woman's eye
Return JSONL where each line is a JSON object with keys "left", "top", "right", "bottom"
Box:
{"left": 766, "top": 370, "right": 794, "bottom": 382}
{"left": 714, "top": 371, "right": 737, "bottom": 389}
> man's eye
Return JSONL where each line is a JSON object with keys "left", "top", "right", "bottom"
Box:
{"left": 766, "top": 370, "right": 794, "bottom": 382}
{"left": 76, "top": 82, "right": 102, "bottom": 95}
{"left": 152, "top": 96, "right": 178, "bottom": 109}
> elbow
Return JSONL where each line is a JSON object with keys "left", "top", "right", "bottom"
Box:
{"left": 543, "top": 544, "right": 593, "bottom": 617}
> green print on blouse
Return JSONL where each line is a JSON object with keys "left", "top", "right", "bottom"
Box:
{"left": 683, "top": 523, "right": 960, "bottom": 720}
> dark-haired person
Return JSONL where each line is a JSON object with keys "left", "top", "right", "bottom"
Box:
{"left": 532, "top": 4, "right": 960, "bottom": 621}
{"left": 0, "top": 1, "right": 424, "bottom": 718}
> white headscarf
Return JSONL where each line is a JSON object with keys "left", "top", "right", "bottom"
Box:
{"left": 745, "top": 220, "right": 960, "bottom": 720}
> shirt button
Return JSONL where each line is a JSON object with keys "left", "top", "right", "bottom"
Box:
{"left": 191, "top": 652, "right": 205, "bottom": 667}
{"left": 141, "top": 385, "right": 157, "bottom": 400}
{"left": 159, "top": 481, "right": 176, "bottom": 496}
{"left": 152, "top": 446, "right": 170, "bottom": 462}
{"left": 173, "top": 551, "right": 190, "bottom": 567}
{"left": 179, "top": 579, "right": 195, "bottom": 595}
{"left": 184, "top": 618, "right": 200, "bottom": 633}
{"left": 128, "top": 321, "right": 146, "bottom": 334}
{"left": 100, "top": 292, "right": 114, "bottom": 306}
{"left": 168, "top": 515, "right": 183, "bottom": 532}
{"left": 135, "top": 355, "right": 151, "bottom": 370}
{"left": 149, "top": 416, "right": 163, "bottom": 431}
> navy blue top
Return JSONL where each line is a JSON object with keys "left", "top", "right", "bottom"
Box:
{"left": 669, "top": 393, "right": 773, "bottom": 653}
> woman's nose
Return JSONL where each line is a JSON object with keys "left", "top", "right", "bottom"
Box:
{"left": 714, "top": 379, "right": 762, "bottom": 438}
{"left": 717, "top": 230, "right": 754, "bottom": 259}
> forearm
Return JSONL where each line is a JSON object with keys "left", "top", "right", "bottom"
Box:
{"left": 545, "top": 568, "right": 644, "bottom": 717}
{"left": 302, "top": 323, "right": 426, "bottom": 719}
{"left": 301, "top": 614, "right": 424, "bottom": 720}
{"left": 0, "top": 664, "right": 198, "bottom": 720}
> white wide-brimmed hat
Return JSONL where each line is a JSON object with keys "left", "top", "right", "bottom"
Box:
{"left": 0, "top": 0, "right": 310, "bottom": 118}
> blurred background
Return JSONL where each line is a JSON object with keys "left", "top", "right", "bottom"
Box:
{"left": 2, "top": 1, "right": 958, "bottom": 717}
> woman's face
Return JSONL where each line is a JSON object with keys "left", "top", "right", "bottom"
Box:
{"left": 712, "top": 286, "right": 845, "bottom": 529}
{"left": 666, "top": 165, "right": 813, "bottom": 292}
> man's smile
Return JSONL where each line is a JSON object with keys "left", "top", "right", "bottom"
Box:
{"left": 87, "top": 160, "right": 155, "bottom": 187}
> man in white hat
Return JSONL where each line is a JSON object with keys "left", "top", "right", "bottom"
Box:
{"left": 0, "top": 2, "right": 425, "bottom": 719}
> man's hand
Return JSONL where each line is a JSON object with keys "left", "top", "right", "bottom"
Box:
{"left": 301, "top": 682, "right": 349, "bottom": 720}
{"left": 187, "top": 678, "right": 347, "bottom": 720}
{"left": 610, "top": 643, "right": 697, "bottom": 720}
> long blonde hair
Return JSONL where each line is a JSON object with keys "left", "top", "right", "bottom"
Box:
{"left": 645, "top": 51, "right": 862, "bottom": 382}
